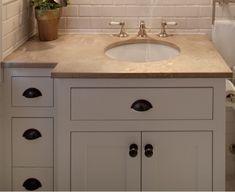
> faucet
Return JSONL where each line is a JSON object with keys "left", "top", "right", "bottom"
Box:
{"left": 137, "top": 21, "right": 148, "bottom": 38}
{"left": 158, "top": 21, "right": 177, "bottom": 38}
{"left": 109, "top": 21, "right": 128, "bottom": 38}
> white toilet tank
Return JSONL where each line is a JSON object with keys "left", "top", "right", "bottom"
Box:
{"left": 213, "top": 20, "right": 235, "bottom": 191}
{"left": 212, "top": 20, "right": 235, "bottom": 68}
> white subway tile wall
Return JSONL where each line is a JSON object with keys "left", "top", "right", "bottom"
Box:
{"left": 2, "top": 0, "right": 35, "bottom": 58}
{"left": 59, "top": 0, "right": 235, "bottom": 33}
{"left": 1, "top": 0, "right": 235, "bottom": 57}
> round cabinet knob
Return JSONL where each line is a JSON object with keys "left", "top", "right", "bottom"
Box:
{"left": 23, "top": 178, "right": 42, "bottom": 191}
{"left": 23, "top": 129, "right": 42, "bottom": 140}
{"left": 131, "top": 99, "right": 153, "bottom": 112}
{"left": 145, "top": 144, "right": 154, "bottom": 158}
{"left": 23, "top": 88, "right": 42, "bottom": 98}
{"left": 129, "top": 144, "right": 138, "bottom": 158}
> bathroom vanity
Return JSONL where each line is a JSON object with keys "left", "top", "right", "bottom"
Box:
{"left": 1, "top": 34, "right": 232, "bottom": 191}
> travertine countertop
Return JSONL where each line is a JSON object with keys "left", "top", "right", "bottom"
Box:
{"left": 3, "top": 34, "right": 232, "bottom": 78}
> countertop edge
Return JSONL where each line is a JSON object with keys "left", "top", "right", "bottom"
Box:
{"left": 51, "top": 72, "right": 233, "bottom": 78}
{"left": 2, "top": 62, "right": 232, "bottom": 78}
{"left": 1, "top": 61, "right": 57, "bottom": 68}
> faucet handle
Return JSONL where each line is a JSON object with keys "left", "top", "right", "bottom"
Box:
{"left": 109, "top": 21, "right": 128, "bottom": 38}
{"left": 164, "top": 21, "right": 177, "bottom": 26}
{"left": 109, "top": 21, "right": 124, "bottom": 25}
{"left": 158, "top": 21, "right": 177, "bottom": 38}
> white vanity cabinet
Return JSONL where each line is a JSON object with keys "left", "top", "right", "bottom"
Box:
{"left": 1, "top": 71, "right": 226, "bottom": 191}
{"left": 2, "top": 68, "right": 54, "bottom": 191}
{"left": 71, "top": 131, "right": 212, "bottom": 191}
{"left": 55, "top": 78, "right": 225, "bottom": 191}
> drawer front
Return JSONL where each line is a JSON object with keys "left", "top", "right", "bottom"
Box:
{"left": 71, "top": 88, "right": 213, "bottom": 120}
{"left": 12, "top": 77, "right": 53, "bottom": 107}
{"left": 13, "top": 168, "right": 53, "bottom": 191}
{"left": 12, "top": 118, "right": 53, "bottom": 167}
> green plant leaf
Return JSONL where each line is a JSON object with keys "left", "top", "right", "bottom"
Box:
{"left": 31, "top": 0, "right": 62, "bottom": 10}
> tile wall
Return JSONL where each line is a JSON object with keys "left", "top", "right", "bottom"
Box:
{"left": 1, "top": 0, "right": 35, "bottom": 58}
{"left": 1, "top": 0, "right": 235, "bottom": 58}
{"left": 59, "top": 0, "right": 235, "bottom": 34}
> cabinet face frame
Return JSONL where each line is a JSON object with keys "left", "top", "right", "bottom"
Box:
{"left": 54, "top": 78, "right": 226, "bottom": 191}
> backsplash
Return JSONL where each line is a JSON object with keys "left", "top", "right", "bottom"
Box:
{"left": 1, "top": 0, "right": 35, "bottom": 58}
{"left": 60, "top": 0, "right": 235, "bottom": 34}
{"left": 1, "top": 0, "right": 235, "bottom": 58}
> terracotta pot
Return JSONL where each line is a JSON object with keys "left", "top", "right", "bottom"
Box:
{"left": 35, "top": 8, "right": 61, "bottom": 41}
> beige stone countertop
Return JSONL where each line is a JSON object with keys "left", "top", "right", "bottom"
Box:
{"left": 3, "top": 34, "right": 232, "bottom": 78}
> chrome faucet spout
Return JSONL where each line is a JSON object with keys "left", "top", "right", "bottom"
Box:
{"left": 137, "top": 21, "right": 148, "bottom": 38}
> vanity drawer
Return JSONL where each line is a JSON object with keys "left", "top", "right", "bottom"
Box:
{"left": 13, "top": 168, "right": 53, "bottom": 191}
{"left": 71, "top": 87, "right": 213, "bottom": 120}
{"left": 12, "top": 77, "right": 53, "bottom": 107}
{"left": 12, "top": 118, "right": 53, "bottom": 167}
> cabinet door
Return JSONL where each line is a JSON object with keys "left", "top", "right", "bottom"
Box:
{"left": 71, "top": 132, "right": 141, "bottom": 191}
{"left": 142, "top": 132, "right": 212, "bottom": 191}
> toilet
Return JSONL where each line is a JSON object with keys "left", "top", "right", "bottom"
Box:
{"left": 212, "top": 20, "right": 235, "bottom": 69}
{"left": 212, "top": 19, "right": 235, "bottom": 190}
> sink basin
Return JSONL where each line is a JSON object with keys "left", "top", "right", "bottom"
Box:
{"left": 105, "top": 39, "right": 180, "bottom": 63}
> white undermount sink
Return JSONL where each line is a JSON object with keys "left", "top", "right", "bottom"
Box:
{"left": 105, "top": 39, "right": 180, "bottom": 63}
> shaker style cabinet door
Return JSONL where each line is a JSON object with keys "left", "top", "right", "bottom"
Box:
{"left": 142, "top": 132, "right": 213, "bottom": 191}
{"left": 71, "top": 132, "right": 141, "bottom": 191}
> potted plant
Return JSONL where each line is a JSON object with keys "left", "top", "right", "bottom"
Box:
{"left": 31, "top": 0, "right": 64, "bottom": 41}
